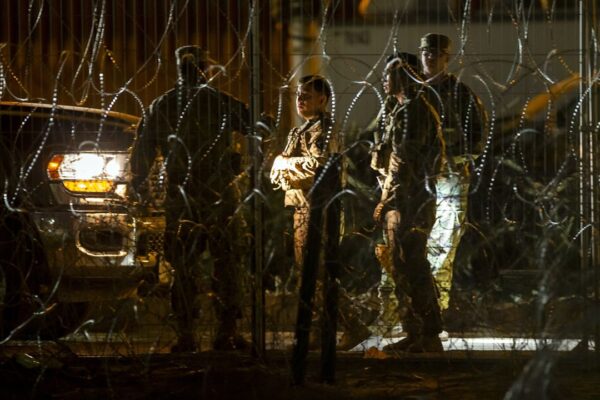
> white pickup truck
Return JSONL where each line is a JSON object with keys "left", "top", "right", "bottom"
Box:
{"left": 0, "top": 101, "right": 165, "bottom": 340}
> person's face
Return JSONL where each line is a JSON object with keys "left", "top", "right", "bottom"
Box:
{"left": 420, "top": 47, "right": 449, "bottom": 78}
{"left": 383, "top": 61, "right": 405, "bottom": 96}
{"left": 296, "top": 84, "right": 327, "bottom": 120}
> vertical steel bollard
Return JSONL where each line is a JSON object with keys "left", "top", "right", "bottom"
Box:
{"left": 320, "top": 157, "right": 342, "bottom": 383}
{"left": 291, "top": 156, "right": 341, "bottom": 385}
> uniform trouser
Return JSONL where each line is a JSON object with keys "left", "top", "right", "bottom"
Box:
{"left": 165, "top": 217, "right": 242, "bottom": 343}
{"left": 427, "top": 173, "right": 470, "bottom": 310}
{"left": 373, "top": 242, "right": 402, "bottom": 333}
{"left": 293, "top": 207, "right": 310, "bottom": 271}
{"left": 384, "top": 196, "right": 442, "bottom": 337}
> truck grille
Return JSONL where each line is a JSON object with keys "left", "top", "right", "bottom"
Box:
{"left": 137, "top": 231, "right": 164, "bottom": 257}
{"left": 78, "top": 228, "right": 125, "bottom": 253}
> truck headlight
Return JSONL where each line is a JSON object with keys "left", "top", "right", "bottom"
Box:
{"left": 47, "top": 152, "right": 129, "bottom": 194}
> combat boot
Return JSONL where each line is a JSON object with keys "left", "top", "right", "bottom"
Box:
{"left": 213, "top": 333, "right": 249, "bottom": 351}
{"left": 213, "top": 317, "right": 249, "bottom": 351}
{"left": 382, "top": 333, "right": 419, "bottom": 352}
{"left": 171, "top": 333, "right": 197, "bottom": 353}
{"left": 406, "top": 335, "right": 443, "bottom": 353}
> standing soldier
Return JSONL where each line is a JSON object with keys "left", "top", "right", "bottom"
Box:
{"left": 270, "top": 75, "right": 370, "bottom": 351}
{"left": 270, "top": 75, "right": 337, "bottom": 273}
{"left": 130, "top": 45, "right": 250, "bottom": 352}
{"left": 418, "top": 33, "right": 487, "bottom": 312}
{"left": 373, "top": 53, "right": 445, "bottom": 353}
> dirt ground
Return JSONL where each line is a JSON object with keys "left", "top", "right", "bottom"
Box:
{"left": 1, "top": 293, "right": 599, "bottom": 399}
{"left": 1, "top": 346, "right": 600, "bottom": 400}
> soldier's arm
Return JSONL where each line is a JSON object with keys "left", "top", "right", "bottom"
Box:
{"left": 130, "top": 100, "right": 162, "bottom": 201}
{"left": 457, "top": 82, "right": 487, "bottom": 156}
{"left": 373, "top": 150, "right": 400, "bottom": 222}
{"left": 307, "top": 115, "right": 336, "bottom": 165}
{"left": 228, "top": 96, "right": 251, "bottom": 135}
{"left": 270, "top": 128, "right": 297, "bottom": 190}
{"left": 470, "top": 93, "right": 488, "bottom": 154}
{"left": 273, "top": 120, "right": 331, "bottom": 191}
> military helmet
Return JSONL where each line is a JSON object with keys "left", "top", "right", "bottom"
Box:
{"left": 175, "top": 45, "right": 209, "bottom": 67}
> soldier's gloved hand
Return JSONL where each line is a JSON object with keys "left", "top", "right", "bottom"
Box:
{"left": 127, "top": 186, "right": 141, "bottom": 205}
{"left": 373, "top": 202, "right": 386, "bottom": 224}
{"left": 128, "top": 200, "right": 150, "bottom": 218}
{"left": 127, "top": 185, "right": 151, "bottom": 213}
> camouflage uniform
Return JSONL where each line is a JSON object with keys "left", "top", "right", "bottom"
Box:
{"left": 423, "top": 73, "right": 486, "bottom": 310}
{"left": 369, "top": 99, "right": 403, "bottom": 335}
{"left": 131, "top": 70, "right": 249, "bottom": 350}
{"left": 376, "top": 92, "right": 445, "bottom": 340}
{"left": 272, "top": 111, "right": 372, "bottom": 348}
{"left": 271, "top": 111, "right": 337, "bottom": 270}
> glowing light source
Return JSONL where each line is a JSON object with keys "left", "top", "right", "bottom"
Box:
{"left": 63, "top": 180, "right": 114, "bottom": 193}
{"left": 47, "top": 154, "right": 64, "bottom": 180}
{"left": 46, "top": 152, "right": 128, "bottom": 194}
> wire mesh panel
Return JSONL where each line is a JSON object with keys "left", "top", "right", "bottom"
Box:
{"left": 0, "top": 0, "right": 599, "bottom": 398}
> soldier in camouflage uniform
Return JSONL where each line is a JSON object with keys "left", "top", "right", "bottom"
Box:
{"left": 271, "top": 75, "right": 371, "bottom": 350}
{"left": 373, "top": 52, "right": 445, "bottom": 353}
{"left": 130, "top": 45, "right": 250, "bottom": 352}
{"left": 271, "top": 75, "right": 338, "bottom": 280}
{"left": 418, "top": 33, "right": 486, "bottom": 311}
